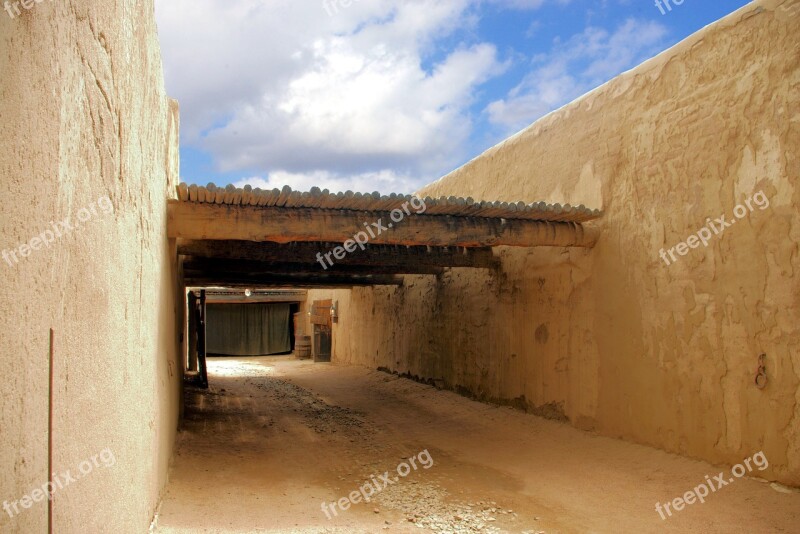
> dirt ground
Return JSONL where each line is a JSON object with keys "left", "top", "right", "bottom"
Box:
{"left": 152, "top": 357, "right": 799, "bottom": 533}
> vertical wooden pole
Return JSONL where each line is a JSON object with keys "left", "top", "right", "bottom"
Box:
{"left": 187, "top": 292, "right": 198, "bottom": 373}
{"left": 199, "top": 290, "right": 208, "bottom": 388}
{"left": 48, "top": 328, "right": 54, "bottom": 534}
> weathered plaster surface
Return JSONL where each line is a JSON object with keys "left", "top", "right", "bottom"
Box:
{"left": 310, "top": 0, "right": 800, "bottom": 485}
{"left": 0, "top": 1, "right": 181, "bottom": 531}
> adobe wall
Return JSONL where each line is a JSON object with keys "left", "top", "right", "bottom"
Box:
{"left": 0, "top": 1, "right": 181, "bottom": 531}
{"left": 309, "top": 0, "right": 800, "bottom": 485}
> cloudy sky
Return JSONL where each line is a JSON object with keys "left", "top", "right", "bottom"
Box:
{"left": 154, "top": 0, "right": 750, "bottom": 194}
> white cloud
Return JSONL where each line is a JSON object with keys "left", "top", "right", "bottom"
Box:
{"left": 233, "top": 169, "right": 418, "bottom": 195}
{"left": 485, "top": 0, "right": 571, "bottom": 9}
{"left": 156, "top": 0, "right": 502, "bottom": 191}
{"left": 207, "top": 38, "right": 503, "bottom": 181}
{"left": 486, "top": 18, "right": 668, "bottom": 131}
{"left": 154, "top": 0, "right": 604, "bottom": 191}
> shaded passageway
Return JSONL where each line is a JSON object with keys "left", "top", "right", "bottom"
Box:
{"left": 154, "top": 357, "right": 799, "bottom": 533}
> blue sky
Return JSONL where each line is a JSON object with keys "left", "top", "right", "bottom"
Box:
{"left": 154, "top": 0, "right": 751, "bottom": 193}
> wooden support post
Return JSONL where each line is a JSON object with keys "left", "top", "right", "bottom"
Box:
{"left": 187, "top": 292, "right": 198, "bottom": 373}
{"left": 198, "top": 290, "right": 208, "bottom": 388}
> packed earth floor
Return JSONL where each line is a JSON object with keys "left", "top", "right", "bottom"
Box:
{"left": 153, "top": 357, "right": 799, "bottom": 533}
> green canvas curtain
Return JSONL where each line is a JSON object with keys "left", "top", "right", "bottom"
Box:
{"left": 206, "top": 303, "right": 292, "bottom": 356}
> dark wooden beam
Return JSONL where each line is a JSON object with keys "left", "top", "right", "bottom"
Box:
{"left": 182, "top": 259, "right": 444, "bottom": 276}
{"left": 184, "top": 274, "right": 404, "bottom": 288}
{"left": 204, "top": 295, "right": 305, "bottom": 304}
{"left": 177, "top": 240, "right": 498, "bottom": 269}
{"left": 167, "top": 202, "right": 600, "bottom": 248}
{"left": 204, "top": 292, "right": 308, "bottom": 304}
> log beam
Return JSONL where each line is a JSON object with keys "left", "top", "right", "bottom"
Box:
{"left": 182, "top": 259, "right": 444, "bottom": 277}
{"left": 184, "top": 274, "right": 404, "bottom": 288}
{"left": 168, "top": 202, "right": 600, "bottom": 248}
{"left": 177, "top": 240, "right": 498, "bottom": 269}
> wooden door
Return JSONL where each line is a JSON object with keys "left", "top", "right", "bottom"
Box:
{"left": 310, "top": 300, "right": 332, "bottom": 362}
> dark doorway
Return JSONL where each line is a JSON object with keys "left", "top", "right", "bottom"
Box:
{"left": 206, "top": 302, "right": 292, "bottom": 356}
{"left": 314, "top": 324, "right": 332, "bottom": 362}
{"left": 311, "top": 300, "right": 333, "bottom": 362}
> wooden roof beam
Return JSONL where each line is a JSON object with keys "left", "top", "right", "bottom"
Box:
{"left": 167, "top": 202, "right": 600, "bottom": 248}
{"left": 183, "top": 274, "right": 404, "bottom": 288}
{"left": 182, "top": 259, "right": 444, "bottom": 276}
{"left": 177, "top": 240, "right": 498, "bottom": 269}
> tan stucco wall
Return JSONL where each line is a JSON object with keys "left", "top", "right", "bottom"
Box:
{"left": 0, "top": 1, "right": 181, "bottom": 532}
{"left": 309, "top": 0, "right": 800, "bottom": 485}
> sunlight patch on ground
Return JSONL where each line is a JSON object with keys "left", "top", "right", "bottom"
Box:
{"left": 206, "top": 357, "right": 277, "bottom": 378}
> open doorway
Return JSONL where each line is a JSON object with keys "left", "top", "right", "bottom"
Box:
{"left": 184, "top": 289, "right": 308, "bottom": 387}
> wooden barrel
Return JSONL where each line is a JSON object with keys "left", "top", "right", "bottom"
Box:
{"left": 295, "top": 335, "right": 311, "bottom": 359}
